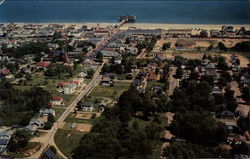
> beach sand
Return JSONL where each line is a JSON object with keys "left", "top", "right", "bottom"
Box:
{"left": 12, "top": 22, "right": 250, "bottom": 30}
{"left": 120, "top": 23, "right": 250, "bottom": 30}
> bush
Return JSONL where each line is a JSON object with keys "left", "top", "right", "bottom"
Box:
{"left": 91, "top": 113, "right": 97, "bottom": 119}
{"left": 44, "top": 121, "right": 53, "bottom": 130}
{"left": 49, "top": 145, "right": 57, "bottom": 154}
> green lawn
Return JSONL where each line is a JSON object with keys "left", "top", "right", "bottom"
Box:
{"left": 54, "top": 129, "right": 85, "bottom": 159}
{"left": 89, "top": 81, "right": 131, "bottom": 99}
{"left": 54, "top": 107, "right": 66, "bottom": 120}
{"left": 147, "top": 81, "right": 165, "bottom": 90}
{"left": 64, "top": 112, "right": 99, "bottom": 125}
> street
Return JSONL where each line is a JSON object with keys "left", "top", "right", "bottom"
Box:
{"left": 26, "top": 63, "right": 104, "bottom": 159}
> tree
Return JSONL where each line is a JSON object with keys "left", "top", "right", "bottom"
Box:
{"left": 162, "top": 42, "right": 171, "bottom": 51}
{"left": 232, "top": 41, "right": 250, "bottom": 52}
{"left": 48, "top": 113, "right": 55, "bottom": 123}
{"left": 87, "top": 69, "right": 94, "bottom": 78}
{"left": 241, "top": 87, "right": 250, "bottom": 103}
{"left": 44, "top": 121, "right": 53, "bottom": 130}
{"left": 175, "top": 67, "right": 183, "bottom": 79}
{"left": 8, "top": 129, "right": 31, "bottom": 152}
{"left": 217, "top": 42, "right": 227, "bottom": 51}
{"left": 207, "top": 44, "right": 214, "bottom": 51}
{"left": 162, "top": 64, "right": 170, "bottom": 81}
{"left": 49, "top": 145, "right": 57, "bottom": 154}
{"left": 237, "top": 116, "right": 250, "bottom": 132}
{"left": 200, "top": 30, "right": 209, "bottom": 37}
{"left": 162, "top": 142, "right": 231, "bottom": 159}
{"left": 96, "top": 52, "right": 103, "bottom": 62}
{"left": 170, "top": 110, "right": 228, "bottom": 146}
{"left": 217, "top": 56, "right": 229, "bottom": 70}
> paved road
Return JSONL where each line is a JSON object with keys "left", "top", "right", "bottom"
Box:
{"left": 26, "top": 63, "right": 104, "bottom": 159}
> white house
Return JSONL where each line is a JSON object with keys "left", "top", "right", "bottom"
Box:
{"left": 39, "top": 108, "right": 56, "bottom": 116}
{"left": 51, "top": 97, "right": 64, "bottom": 106}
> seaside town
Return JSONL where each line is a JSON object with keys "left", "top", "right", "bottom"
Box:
{"left": 0, "top": 16, "right": 250, "bottom": 159}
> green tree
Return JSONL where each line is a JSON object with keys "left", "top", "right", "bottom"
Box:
{"left": 87, "top": 69, "right": 94, "bottom": 78}
{"left": 217, "top": 42, "right": 227, "bottom": 51}
{"left": 175, "top": 67, "right": 183, "bottom": 79}
{"left": 162, "top": 42, "right": 171, "bottom": 51}
{"left": 170, "top": 110, "right": 228, "bottom": 146}
{"left": 96, "top": 52, "right": 103, "bottom": 62}
{"left": 8, "top": 129, "right": 31, "bottom": 152}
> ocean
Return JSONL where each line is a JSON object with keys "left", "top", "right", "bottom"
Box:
{"left": 0, "top": 0, "right": 250, "bottom": 24}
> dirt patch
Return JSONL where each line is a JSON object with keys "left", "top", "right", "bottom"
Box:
{"left": 75, "top": 123, "right": 92, "bottom": 132}
{"left": 66, "top": 133, "right": 71, "bottom": 138}
{"left": 75, "top": 112, "right": 101, "bottom": 119}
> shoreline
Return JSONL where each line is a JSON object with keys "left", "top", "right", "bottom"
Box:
{"left": 2, "top": 22, "right": 250, "bottom": 30}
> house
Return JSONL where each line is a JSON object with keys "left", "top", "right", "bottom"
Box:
{"left": 182, "top": 70, "right": 191, "bottom": 79}
{"left": 98, "top": 104, "right": 106, "bottom": 112}
{"left": 0, "top": 68, "right": 12, "bottom": 78}
{"left": 100, "top": 50, "right": 120, "bottom": 58}
{"left": 113, "top": 56, "right": 122, "bottom": 64}
{"left": 71, "top": 81, "right": 81, "bottom": 87}
{"left": 82, "top": 59, "right": 95, "bottom": 66}
{"left": 218, "top": 110, "right": 235, "bottom": 119}
{"left": 57, "top": 82, "right": 65, "bottom": 88}
{"left": 205, "top": 64, "right": 217, "bottom": 79}
{"left": 77, "top": 101, "right": 94, "bottom": 111}
{"left": 0, "top": 130, "right": 12, "bottom": 155}
{"left": 125, "top": 47, "right": 138, "bottom": 55}
{"left": 0, "top": 155, "right": 14, "bottom": 159}
{"left": 78, "top": 72, "right": 87, "bottom": 78}
{"left": 133, "top": 79, "right": 143, "bottom": 87}
{"left": 148, "top": 71, "right": 157, "bottom": 81}
{"left": 103, "top": 73, "right": 117, "bottom": 79}
{"left": 151, "top": 86, "right": 163, "bottom": 95}
{"left": 39, "top": 108, "right": 55, "bottom": 116}
{"left": 63, "top": 84, "right": 76, "bottom": 94}
{"left": 25, "top": 117, "right": 45, "bottom": 134}
{"left": 100, "top": 77, "right": 114, "bottom": 87}
{"left": 0, "top": 139, "right": 9, "bottom": 155}
{"left": 201, "top": 59, "right": 210, "bottom": 66}
{"left": 211, "top": 85, "right": 222, "bottom": 94}
{"left": 72, "top": 78, "right": 84, "bottom": 85}
{"left": 243, "top": 79, "right": 250, "bottom": 88}
{"left": 126, "top": 73, "right": 133, "bottom": 80}
{"left": 41, "top": 149, "right": 58, "bottom": 159}
{"left": 51, "top": 97, "right": 64, "bottom": 106}
{"left": 36, "top": 62, "right": 50, "bottom": 68}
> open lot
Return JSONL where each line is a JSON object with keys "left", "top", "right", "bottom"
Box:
{"left": 156, "top": 38, "right": 250, "bottom": 49}
{"left": 89, "top": 81, "right": 131, "bottom": 99}
{"left": 54, "top": 129, "right": 85, "bottom": 159}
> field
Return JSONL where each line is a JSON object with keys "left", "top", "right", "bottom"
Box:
{"left": 156, "top": 38, "right": 250, "bottom": 49}
{"left": 88, "top": 81, "right": 131, "bottom": 99}
{"left": 54, "top": 129, "right": 85, "bottom": 159}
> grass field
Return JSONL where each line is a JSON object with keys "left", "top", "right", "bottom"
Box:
{"left": 54, "top": 107, "right": 66, "bottom": 120}
{"left": 54, "top": 129, "right": 85, "bottom": 159}
{"left": 89, "top": 81, "right": 131, "bottom": 99}
{"left": 64, "top": 112, "right": 99, "bottom": 125}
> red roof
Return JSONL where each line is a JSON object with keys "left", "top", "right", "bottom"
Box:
{"left": 36, "top": 62, "right": 50, "bottom": 67}
{"left": 53, "top": 96, "right": 63, "bottom": 101}
{"left": 72, "top": 81, "right": 80, "bottom": 85}
{"left": 148, "top": 72, "right": 157, "bottom": 81}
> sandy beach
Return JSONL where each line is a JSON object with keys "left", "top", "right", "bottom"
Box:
{"left": 120, "top": 23, "right": 250, "bottom": 30}
{"left": 12, "top": 22, "right": 250, "bottom": 31}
